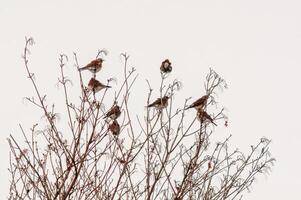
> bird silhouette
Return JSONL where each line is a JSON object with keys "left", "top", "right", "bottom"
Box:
{"left": 79, "top": 58, "right": 104, "bottom": 73}
{"left": 147, "top": 96, "right": 169, "bottom": 110}
{"left": 196, "top": 109, "right": 217, "bottom": 126}
{"left": 186, "top": 95, "right": 209, "bottom": 110}
{"left": 160, "top": 59, "right": 172, "bottom": 73}
{"left": 109, "top": 120, "right": 120, "bottom": 136}
{"left": 104, "top": 104, "right": 121, "bottom": 120}
{"left": 88, "top": 78, "right": 111, "bottom": 93}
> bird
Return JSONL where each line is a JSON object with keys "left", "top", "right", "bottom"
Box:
{"left": 108, "top": 120, "right": 120, "bottom": 136}
{"left": 186, "top": 95, "right": 209, "bottom": 110}
{"left": 147, "top": 96, "right": 169, "bottom": 110}
{"left": 88, "top": 78, "right": 111, "bottom": 93}
{"left": 79, "top": 58, "right": 104, "bottom": 73}
{"left": 196, "top": 109, "right": 217, "bottom": 126}
{"left": 104, "top": 104, "right": 121, "bottom": 120}
{"left": 160, "top": 59, "right": 172, "bottom": 73}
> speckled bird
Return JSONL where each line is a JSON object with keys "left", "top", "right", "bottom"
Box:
{"left": 196, "top": 109, "right": 217, "bottom": 126}
{"left": 104, "top": 104, "right": 121, "bottom": 120}
{"left": 160, "top": 59, "right": 172, "bottom": 73}
{"left": 79, "top": 58, "right": 104, "bottom": 73}
{"left": 186, "top": 95, "right": 209, "bottom": 110}
{"left": 109, "top": 120, "right": 120, "bottom": 136}
{"left": 147, "top": 96, "right": 169, "bottom": 110}
{"left": 88, "top": 78, "right": 111, "bottom": 93}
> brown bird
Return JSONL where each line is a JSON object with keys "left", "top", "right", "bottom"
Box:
{"left": 88, "top": 78, "right": 111, "bottom": 93}
{"left": 196, "top": 109, "right": 217, "bottom": 126}
{"left": 108, "top": 120, "right": 120, "bottom": 136}
{"left": 147, "top": 96, "right": 169, "bottom": 110}
{"left": 186, "top": 95, "right": 209, "bottom": 110}
{"left": 79, "top": 58, "right": 104, "bottom": 73}
{"left": 104, "top": 104, "right": 121, "bottom": 120}
{"left": 160, "top": 59, "right": 172, "bottom": 73}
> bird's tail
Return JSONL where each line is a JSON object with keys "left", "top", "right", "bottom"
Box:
{"left": 147, "top": 103, "right": 155, "bottom": 108}
{"left": 185, "top": 105, "right": 192, "bottom": 110}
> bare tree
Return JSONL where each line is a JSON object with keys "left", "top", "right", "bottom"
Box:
{"left": 8, "top": 37, "right": 275, "bottom": 200}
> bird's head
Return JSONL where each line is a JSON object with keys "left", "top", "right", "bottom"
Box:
{"left": 163, "top": 96, "right": 170, "bottom": 101}
{"left": 96, "top": 58, "right": 104, "bottom": 63}
{"left": 163, "top": 59, "right": 171, "bottom": 64}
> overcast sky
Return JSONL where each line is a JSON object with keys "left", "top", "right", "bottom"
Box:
{"left": 1, "top": 0, "right": 301, "bottom": 199}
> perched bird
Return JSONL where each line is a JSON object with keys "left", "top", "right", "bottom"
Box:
{"left": 79, "top": 58, "right": 104, "bottom": 73}
{"left": 104, "top": 104, "right": 121, "bottom": 120}
{"left": 147, "top": 96, "right": 169, "bottom": 110}
{"left": 196, "top": 109, "right": 217, "bottom": 126}
{"left": 109, "top": 120, "right": 120, "bottom": 136}
{"left": 88, "top": 78, "right": 111, "bottom": 93}
{"left": 186, "top": 95, "right": 209, "bottom": 110}
{"left": 160, "top": 59, "right": 172, "bottom": 73}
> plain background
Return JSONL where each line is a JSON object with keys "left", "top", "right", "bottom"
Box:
{"left": 1, "top": 0, "right": 301, "bottom": 199}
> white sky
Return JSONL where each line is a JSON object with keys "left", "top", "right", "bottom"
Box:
{"left": 1, "top": 0, "right": 301, "bottom": 199}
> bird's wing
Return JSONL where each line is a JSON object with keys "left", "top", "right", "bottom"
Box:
{"left": 190, "top": 99, "right": 202, "bottom": 108}
{"left": 203, "top": 112, "right": 213, "bottom": 121}
{"left": 86, "top": 60, "right": 97, "bottom": 68}
{"left": 203, "top": 112, "right": 217, "bottom": 126}
{"left": 148, "top": 98, "right": 161, "bottom": 107}
{"left": 105, "top": 110, "right": 114, "bottom": 118}
{"left": 192, "top": 96, "right": 208, "bottom": 107}
{"left": 88, "top": 79, "right": 98, "bottom": 87}
{"left": 83, "top": 59, "right": 100, "bottom": 69}
{"left": 105, "top": 106, "right": 117, "bottom": 117}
